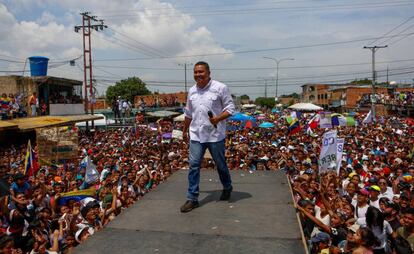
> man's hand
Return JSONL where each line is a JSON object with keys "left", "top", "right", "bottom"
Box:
{"left": 209, "top": 116, "right": 220, "bottom": 127}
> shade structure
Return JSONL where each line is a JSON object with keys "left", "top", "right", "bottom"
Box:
{"left": 241, "top": 104, "right": 257, "bottom": 109}
{"left": 288, "top": 103, "right": 323, "bottom": 111}
{"left": 147, "top": 110, "right": 180, "bottom": 118}
{"left": 173, "top": 113, "right": 185, "bottom": 122}
{"left": 259, "top": 122, "right": 275, "bottom": 128}
{"left": 229, "top": 112, "right": 255, "bottom": 122}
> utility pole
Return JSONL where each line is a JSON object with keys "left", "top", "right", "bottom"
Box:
{"left": 363, "top": 45, "right": 387, "bottom": 122}
{"left": 264, "top": 79, "right": 268, "bottom": 98}
{"left": 386, "top": 66, "right": 389, "bottom": 85}
{"left": 263, "top": 57, "right": 294, "bottom": 102}
{"left": 75, "top": 12, "right": 107, "bottom": 129}
{"left": 179, "top": 62, "right": 192, "bottom": 101}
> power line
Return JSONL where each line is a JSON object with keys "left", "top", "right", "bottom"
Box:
{"left": 106, "top": 27, "right": 170, "bottom": 58}
{"left": 101, "top": 1, "right": 414, "bottom": 19}
{"left": 378, "top": 23, "right": 414, "bottom": 45}
{"left": 96, "top": 0, "right": 317, "bottom": 14}
{"left": 367, "top": 15, "right": 414, "bottom": 46}
{"left": 93, "top": 58, "right": 414, "bottom": 71}
{"left": 92, "top": 67, "right": 414, "bottom": 87}
{"left": 93, "top": 32, "right": 414, "bottom": 61}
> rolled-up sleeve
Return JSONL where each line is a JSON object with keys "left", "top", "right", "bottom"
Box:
{"left": 221, "top": 85, "right": 235, "bottom": 115}
{"left": 184, "top": 91, "right": 193, "bottom": 119}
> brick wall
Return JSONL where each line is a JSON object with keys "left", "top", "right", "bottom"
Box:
{"left": 134, "top": 92, "right": 187, "bottom": 107}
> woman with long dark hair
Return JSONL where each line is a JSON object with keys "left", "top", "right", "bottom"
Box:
{"left": 365, "top": 206, "right": 393, "bottom": 254}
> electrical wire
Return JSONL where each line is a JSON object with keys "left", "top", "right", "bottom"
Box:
{"left": 93, "top": 32, "right": 414, "bottom": 61}
{"left": 367, "top": 15, "right": 414, "bottom": 46}
{"left": 106, "top": 27, "right": 170, "bottom": 58}
{"left": 93, "top": 58, "right": 414, "bottom": 71}
{"left": 101, "top": 1, "right": 414, "bottom": 19}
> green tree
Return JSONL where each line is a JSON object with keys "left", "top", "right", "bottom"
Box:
{"left": 350, "top": 78, "right": 372, "bottom": 85}
{"left": 240, "top": 94, "right": 250, "bottom": 100}
{"left": 106, "top": 77, "right": 151, "bottom": 104}
{"left": 255, "top": 97, "right": 276, "bottom": 108}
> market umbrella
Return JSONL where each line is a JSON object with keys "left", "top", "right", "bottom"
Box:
{"left": 259, "top": 122, "right": 275, "bottom": 128}
{"left": 229, "top": 112, "right": 254, "bottom": 121}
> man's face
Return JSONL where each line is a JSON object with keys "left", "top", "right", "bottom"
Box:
{"left": 194, "top": 64, "right": 210, "bottom": 87}
{"left": 402, "top": 213, "right": 414, "bottom": 229}
{"left": 357, "top": 194, "right": 367, "bottom": 204}
{"left": 304, "top": 204, "right": 315, "bottom": 215}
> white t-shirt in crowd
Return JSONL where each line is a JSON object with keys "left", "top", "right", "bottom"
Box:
{"left": 378, "top": 187, "right": 394, "bottom": 201}
{"left": 315, "top": 205, "right": 331, "bottom": 227}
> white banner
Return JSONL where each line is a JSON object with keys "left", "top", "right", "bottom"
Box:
{"left": 319, "top": 130, "right": 338, "bottom": 174}
{"left": 336, "top": 138, "right": 344, "bottom": 175}
{"left": 172, "top": 129, "right": 183, "bottom": 140}
{"left": 319, "top": 111, "right": 332, "bottom": 129}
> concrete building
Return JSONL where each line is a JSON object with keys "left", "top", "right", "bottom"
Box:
{"left": 0, "top": 75, "right": 83, "bottom": 115}
{"left": 301, "top": 83, "right": 345, "bottom": 108}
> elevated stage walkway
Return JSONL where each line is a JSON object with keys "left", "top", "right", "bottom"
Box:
{"left": 74, "top": 170, "right": 306, "bottom": 254}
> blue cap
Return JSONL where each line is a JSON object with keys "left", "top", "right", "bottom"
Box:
{"left": 304, "top": 169, "right": 313, "bottom": 174}
{"left": 311, "top": 232, "right": 330, "bottom": 243}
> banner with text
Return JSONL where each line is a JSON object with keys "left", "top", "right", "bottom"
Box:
{"left": 319, "top": 111, "right": 332, "bottom": 129}
{"left": 336, "top": 138, "right": 344, "bottom": 175}
{"left": 319, "top": 130, "right": 338, "bottom": 174}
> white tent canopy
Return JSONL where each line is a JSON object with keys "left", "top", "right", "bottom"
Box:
{"left": 288, "top": 103, "right": 323, "bottom": 111}
{"left": 75, "top": 114, "right": 115, "bottom": 127}
{"left": 147, "top": 110, "right": 180, "bottom": 118}
{"left": 173, "top": 113, "right": 185, "bottom": 122}
{"left": 241, "top": 104, "right": 257, "bottom": 109}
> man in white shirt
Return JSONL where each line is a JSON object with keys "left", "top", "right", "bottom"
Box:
{"left": 180, "top": 61, "right": 235, "bottom": 213}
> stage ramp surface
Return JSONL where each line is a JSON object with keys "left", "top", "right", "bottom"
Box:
{"left": 74, "top": 170, "right": 306, "bottom": 254}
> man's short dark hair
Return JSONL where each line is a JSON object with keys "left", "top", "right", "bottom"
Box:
{"left": 194, "top": 61, "right": 210, "bottom": 72}
{"left": 402, "top": 207, "right": 414, "bottom": 215}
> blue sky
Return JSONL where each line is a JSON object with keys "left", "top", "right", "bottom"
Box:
{"left": 1, "top": 0, "right": 414, "bottom": 99}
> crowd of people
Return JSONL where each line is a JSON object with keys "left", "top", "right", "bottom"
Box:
{"left": 1, "top": 93, "right": 28, "bottom": 120}
{"left": 48, "top": 92, "right": 82, "bottom": 105}
{"left": 358, "top": 91, "right": 414, "bottom": 108}
{"left": 0, "top": 108, "right": 413, "bottom": 253}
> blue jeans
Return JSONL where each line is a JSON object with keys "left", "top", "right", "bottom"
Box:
{"left": 187, "top": 139, "right": 232, "bottom": 201}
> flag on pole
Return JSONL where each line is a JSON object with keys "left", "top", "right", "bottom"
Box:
{"left": 288, "top": 119, "right": 301, "bottom": 136}
{"left": 84, "top": 156, "right": 99, "bottom": 184}
{"left": 363, "top": 110, "right": 373, "bottom": 124}
{"left": 307, "top": 114, "right": 320, "bottom": 130}
{"left": 24, "top": 140, "right": 39, "bottom": 177}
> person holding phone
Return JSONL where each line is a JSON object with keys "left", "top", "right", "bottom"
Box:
{"left": 180, "top": 61, "right": 235, "bottom": 213}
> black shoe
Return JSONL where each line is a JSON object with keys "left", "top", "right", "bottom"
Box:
{"left": 180, "top": 200, "right": 199, "bottom": 213}
{"left": 220, "top": 187, "right": 233, "bottom": 201}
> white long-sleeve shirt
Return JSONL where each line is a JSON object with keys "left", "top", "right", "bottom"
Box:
{"left": 184, "top": 79, "right": 235, "bottom": 143}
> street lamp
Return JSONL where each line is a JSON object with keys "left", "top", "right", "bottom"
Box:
{"left": 263, "top": 57, "right": 294, "bottom": 101}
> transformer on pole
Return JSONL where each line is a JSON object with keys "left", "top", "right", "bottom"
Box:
{"left": 75, "top": 12, "right": 107, "bottom": 129}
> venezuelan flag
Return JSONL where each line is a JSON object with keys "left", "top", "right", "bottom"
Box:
{"left": 288, "top": 120, "right": 301, "bottom": 136}
{"left": 57, "top": 188, "right": 96, "bottom": 206}
{"left": 24, "top": 140, "right": 38, "bottom": 177}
